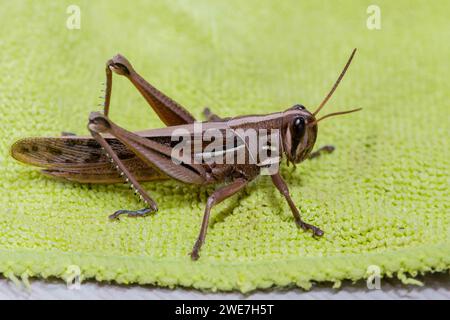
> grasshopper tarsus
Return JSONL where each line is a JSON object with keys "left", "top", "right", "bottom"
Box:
{"left": 61, "top": 131, "right": 77, "bottom": 136}
{"left": 322, "top": 145, "right": 335, "bottom": 153}
{"left": 296, "top": 220, "right": 324, "bottom": 237}
{"left": 190, "top": 252, "right": 200, "bottom": 261}
{"left": 190, "top": 239, "right": 202, "bottom": 261}
{"left": 109, "top": 207, "right": 154, "bottom": 220}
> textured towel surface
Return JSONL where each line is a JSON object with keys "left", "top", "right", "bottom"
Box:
{"left": 0, "top": 0, "right": 449, "bottom": 292}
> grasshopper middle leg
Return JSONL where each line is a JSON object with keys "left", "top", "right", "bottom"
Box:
{"left": 190, "top": 178, "right": 248, "bottom": 260}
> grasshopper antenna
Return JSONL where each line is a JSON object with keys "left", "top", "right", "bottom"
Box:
{"left": 313, "top": 48, "right": 357, "bottom": 116}
{"left": 310, "top": 108, "right": 362, "bottom": 126}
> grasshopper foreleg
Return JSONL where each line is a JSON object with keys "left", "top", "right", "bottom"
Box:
{"left": 271, "top": 172, "right": 324, "bottom": 237}
{"left": 308, "top": 145, "right": 335, "bottom": 160}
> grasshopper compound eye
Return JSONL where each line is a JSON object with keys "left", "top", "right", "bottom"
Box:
{"left": 294, "top": 117, "right": 305, "bottom": 131}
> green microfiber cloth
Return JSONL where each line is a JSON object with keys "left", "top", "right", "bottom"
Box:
{"left": 0, "top": 0, "right": 449, "bottom": 292}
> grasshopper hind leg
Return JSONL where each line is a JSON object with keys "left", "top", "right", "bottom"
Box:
{"left": 104, "top": 54, "right": 196, "bottom": 126}
{"left": 88, "top": 119, "right": 159, "bottom": 219}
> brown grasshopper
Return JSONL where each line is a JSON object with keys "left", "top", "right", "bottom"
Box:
{"left": 11, "top": 49, "right": 361, "bottom": 260}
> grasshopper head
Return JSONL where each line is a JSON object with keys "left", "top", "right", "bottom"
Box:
{"left": 281, "top": 103, "right": 361, "bottom": 165}
{"left": 282, "top": 104, "right": 318, "bottom": 164}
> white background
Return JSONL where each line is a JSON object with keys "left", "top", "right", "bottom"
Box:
{"left": 1, "top": 273, "right": 448, "bottom": 300}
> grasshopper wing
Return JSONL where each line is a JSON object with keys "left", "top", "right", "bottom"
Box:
{"left": 11, "top": 134, "right": 167, "bottom": 183}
